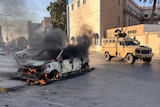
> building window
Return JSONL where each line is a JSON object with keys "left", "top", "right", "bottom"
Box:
{"left": 128, "top": 18, "right": 130, "bottom": 26}
{"left": 118, "top": 16, "right": 120, "bottom": 27}
{"left": 83, "top": 0, "right": 86, "bottom": 4}
{"left": 71, "top": 4, "right": 74, "bottom": 10}
{"left": 93, "top": 33, "right": 99, "bottom": 45}
{"left": 154, "top": 13, "right": 157, "bottom": 16}
{"left": 77, "top": 0, "right": 80, "bottom": 7}
{"left": 144, "top": 14, "right": 148, "bottom": 17}
{"left": 119, "top": 0, "right": 120, "bottom": 6}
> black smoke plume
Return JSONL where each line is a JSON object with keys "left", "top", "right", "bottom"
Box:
{"left": 43, "top": 28, "right": 65, "bottom": 49}
{"left": 62, "top": 26, "right": 93, "bottom": 59}
{"left": 32, "top": 27, "right": 65, "bottom": 49}
{"left": 62, "top": 34, "right": 92, "bottom": 59}
{"left": 0, "top": 0, "right": 41, "bottom": 40}
{"left": 33, "top": 25, "right": 93, "bottom": 59}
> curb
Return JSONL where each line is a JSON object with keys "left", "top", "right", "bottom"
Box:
{"left": 0, "top": 87, "right": 7, "bottom": 93}
{"left": 0, "top": 84, "right": 27, "bottom": 93}
{"left": 0, "top": 79, "right": 27, "bottom": 93}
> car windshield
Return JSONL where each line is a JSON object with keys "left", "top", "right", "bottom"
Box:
{"left": 124, "top": 40, "right": 139, "bottom": 46}
{"left": 33, "top": 49, "right": 61, "bottom": 60}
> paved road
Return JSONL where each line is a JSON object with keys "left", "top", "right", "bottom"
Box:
{"left": 0, "top": 54, "right": 18, "bottom": 78}
{"left": 0, "top": 53, "right": 160, "bottom": 107}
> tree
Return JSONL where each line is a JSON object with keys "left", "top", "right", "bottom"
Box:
{"left": 47, "top": 0, "right": 66, "bottom": 33}
{"left": 140, "top": 0, "right": 159, "bottom": 24}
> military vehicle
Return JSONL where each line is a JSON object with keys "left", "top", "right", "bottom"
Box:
{"left": 101, "top": 29, "right": 153, "bottom": 64}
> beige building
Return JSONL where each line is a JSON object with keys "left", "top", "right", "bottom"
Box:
{"left": 41, "top": 17, "right": 52, "bottom": 28}
{"left": 67, "top": 0, "right": 160, "bottom": 52}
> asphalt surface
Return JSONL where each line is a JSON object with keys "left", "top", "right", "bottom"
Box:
{"left": 0, "top": 52, "right": 160, "bottom": 107}
{"left": 0, "top": 52, "right": 160, "bottom": 93}
{"left": 0, "top": 54, "right": 26, "bottom": 93}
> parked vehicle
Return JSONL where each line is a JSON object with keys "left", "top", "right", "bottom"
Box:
{"left": 16, "top": 48, "right": 90, "bottom": 85}
{"left": 15, "top": 47, "right": 41, "bottom": 58}
{"left": 101, "top": 30, "right": 154, "bottom": 64}
{"left": 0, "top": 47, "right": 5, "bottom": 55}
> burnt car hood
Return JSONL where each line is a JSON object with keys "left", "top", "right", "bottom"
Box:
{"left": 22, "top": 59, "right": 49, "bottom": 67}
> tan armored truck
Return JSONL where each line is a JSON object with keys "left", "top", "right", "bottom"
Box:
{"left": 101, "top": 30, "right": 154, "bottom": 64}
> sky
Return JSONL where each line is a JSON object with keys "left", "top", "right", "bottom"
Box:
{"left": 0, "top": 0, "right": 54, "bottom": 23}
{"left": 25, "top": 0, "right": 54, "bottom": 22}
{"left": 134, "top": 0, "right": 156, "bottom": 6}
{"left": 0, "top": 0, "right": 54, "bottom": 41}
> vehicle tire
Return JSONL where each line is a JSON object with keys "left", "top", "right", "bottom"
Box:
{"left": 105, "top": 52, "right": 111, "bottom": 61}
{"left": 143, "top": 58, "right": 152, "bottom": 63}
{"left": 83, "top": 63, "right": 90, "bottom": 70}
{"left": 22, "top": 54, "right": 28, "bottom": 58}
{"left": 126, "top": 53, "right": 135, "bottom": 64}
{"left": 48, "top": 70, "right": 59, "bottom": 80}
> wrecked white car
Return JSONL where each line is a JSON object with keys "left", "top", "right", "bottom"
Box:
{"left": 15, "top": 48, "right": 90, "bottom": 85}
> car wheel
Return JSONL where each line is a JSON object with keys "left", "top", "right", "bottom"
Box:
{"left": 48, "top": 70, "right": 59, "bottom": 80}
{"left": 105, "top": 52, "right": 111, "bottom": 61}
{"left": 22, "top": 54, "right": 28, "bottom": 58}
{"left": 126, "top": 53, "right": 135, "bottom": 64}
{"left": 143, "top": 58, "right": 152, "bottom": 63}
{"left": 82, "top": 63, "right": 90, "bottom": 70}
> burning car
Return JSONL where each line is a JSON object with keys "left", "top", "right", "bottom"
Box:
{"left": 16, "top": 47, "right": 90, "bottom": 85}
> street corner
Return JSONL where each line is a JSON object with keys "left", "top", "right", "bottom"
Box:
{"left": 0, "top": 78, "right": 26, "bottom": 93}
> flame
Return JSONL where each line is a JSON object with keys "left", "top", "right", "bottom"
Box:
{"left": 55, "top": 72, "right": 59, "bottom": 79}
{"left": 26, "top": 68, "right": 59, "bottom": 85}
{"left": 34, "top": 79, "right": 46, "bottom": 85}
{"left": 25, "top": 68, "right": 44, "bottom": 85}
{"left": 51, "top": 72, "right": 59, "bottom": 80}
{"left": 33, "top": 74, "right": 48, "bottom": 85}
{"left": 28, "top": 68, "right": 37, "bottom": 74}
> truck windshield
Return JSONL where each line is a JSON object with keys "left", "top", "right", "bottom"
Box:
{"left": 124, "top": 40, "right": 139, "bottom": 46}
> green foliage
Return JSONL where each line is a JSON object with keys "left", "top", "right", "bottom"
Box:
{"left": 47, "top": 0, "right": 66, "bottom": 33}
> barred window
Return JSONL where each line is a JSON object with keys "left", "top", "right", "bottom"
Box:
{"left": 83, "top": 0, "right": 86, "bottom": 4}
{"left": 77, "top": 0, "right": 80, "bottom": 7}
{"left": 71, "top": 4, "right": 74, "bottom": 10}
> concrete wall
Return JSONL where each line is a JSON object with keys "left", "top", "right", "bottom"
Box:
{"left": 144, "top": 24, "right": 160, "bottom": 32}
{"left": 107, "top": 24, "right": 160, "bottom": 36}
{"left": 107, "top": 24, "right": 145, "bottom": 35}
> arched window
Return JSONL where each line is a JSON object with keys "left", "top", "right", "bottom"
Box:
{"left": 71, "top": 36, "right": 75, "bottom": 44}
{"left": 71, "top": 36, "right": 75, "bottom": 41}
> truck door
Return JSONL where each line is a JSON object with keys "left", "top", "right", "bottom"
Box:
{"left": 117, "top": 41, "right": 125, "bottom": 58}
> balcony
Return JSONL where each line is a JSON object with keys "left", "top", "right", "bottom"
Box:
{"left": 123, "top": 7, "right": 144, "bottom": 21}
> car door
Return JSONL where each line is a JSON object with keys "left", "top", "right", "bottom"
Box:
{"left": 117, "top": 41, "right": 125, "bottom": 58}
